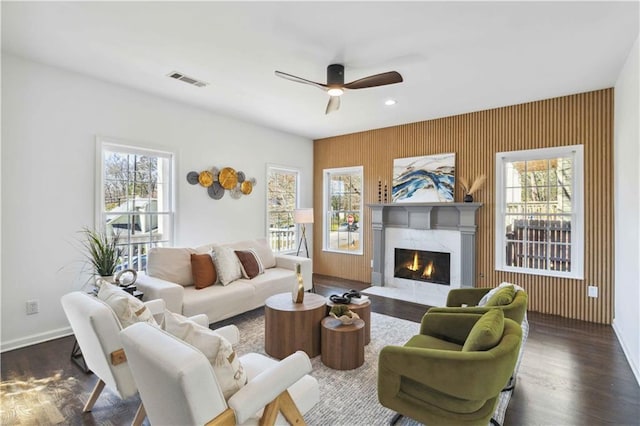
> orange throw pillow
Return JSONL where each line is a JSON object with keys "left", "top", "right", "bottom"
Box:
{"left": 191, "top": 253, "right": 217, "bottom": 289}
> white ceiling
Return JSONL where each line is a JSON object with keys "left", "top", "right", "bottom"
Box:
{"left": 2, "top": 1, "right": 638, "bottom": 140}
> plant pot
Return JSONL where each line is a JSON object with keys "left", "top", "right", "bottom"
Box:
{"left": 463, "top": 194, "right": 473, "bottom": 203}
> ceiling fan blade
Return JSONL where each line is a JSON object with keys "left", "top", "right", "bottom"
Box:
{"left": 343, "top": 71, "right": 403, "bottom": 90}
{"left": 274, "top": 71, "right": 327, "bottom": 90}
{"left": 325, "top": 96, "right": 341, "bottom": 114}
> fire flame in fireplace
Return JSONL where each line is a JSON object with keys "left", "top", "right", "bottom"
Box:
{"left": 422, "top": 261, "right": 434, "bottom": 279}
{"left": 405, "top": 251, "right": 436, "bottom": 280}
{"left": 408, "top": 251, "right": 420, "bottom": 272}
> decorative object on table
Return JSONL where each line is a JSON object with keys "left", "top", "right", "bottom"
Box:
{"left": 79, "top": 227, "right": 120, "bottom": 284}
{"left": 459, "top": 174, "right": 486, "bottom": 202}
{"left": 294, "top": 208, "right": 313, "bottom": 257}
{"left": 187, "top": 166, "right": 257, "bottom": 200}
{"left": 329, "top": 304, "right": 360, "bottom": 325}
{"left": 349, "top": 294, "right": 370, "bottom": 305}
{"left": 114, "top": 268, "right": 137, "bottom": 287}
{"left": 329, "top": 289, "right": 362, "bottom": 305}
{"left": 292, "top": 263, "right": 305, "bottom": 303}
{"left": 378, "top": 177, "right": 382, "bottom": 203}
{"left": 392, "top": 153, "right": 455, "bottom": 203}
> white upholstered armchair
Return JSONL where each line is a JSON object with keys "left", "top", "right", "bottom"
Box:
{"left": 120, "top": 322, "right": 320, "bottom": 426}
{"left": 60, "top": 291, "right": 208, "bottom": 425}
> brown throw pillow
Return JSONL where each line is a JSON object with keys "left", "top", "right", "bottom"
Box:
{"left": 235, "top": 249, "right": 264, "bottom": 279}
{"left": 191, "top": 253, "right": 217, "bottom": 289}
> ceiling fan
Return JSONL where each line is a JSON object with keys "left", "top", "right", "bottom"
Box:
{"left": 275, "top": 64, "right": 403, "bottom": 114}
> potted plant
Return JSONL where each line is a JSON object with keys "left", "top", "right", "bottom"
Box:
{"left": 80, "top": 227, "right": 120, "bottom": 282}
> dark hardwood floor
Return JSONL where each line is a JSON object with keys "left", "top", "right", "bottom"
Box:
{"left": 2, "top": 275, "right": 638, "bottom": 425}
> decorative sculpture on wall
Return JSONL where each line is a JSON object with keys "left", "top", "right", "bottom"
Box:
{"left": 187, "top": 166, "right": 257, "bottom": 200}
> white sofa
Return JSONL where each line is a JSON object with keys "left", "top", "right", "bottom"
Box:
{"left": 136, "top": 238, "right": 313, "bottom": 324}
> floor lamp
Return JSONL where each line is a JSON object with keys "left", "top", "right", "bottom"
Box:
{"left": 294, "top": 208, "right": 313, "bottom": 258}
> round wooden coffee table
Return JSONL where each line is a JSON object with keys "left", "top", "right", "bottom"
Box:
{"left": 264, "top": 292, "right": 326, "bottom": 360}
{"left": 320, "top": 317, "right": 365, "bottom": 370}
{"left": 326, "top": 299, "right": 371, "bottom": 344}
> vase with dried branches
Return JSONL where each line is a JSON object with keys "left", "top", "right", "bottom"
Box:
{"left": 459, "top": 175, "right": 486, "bottom": 202}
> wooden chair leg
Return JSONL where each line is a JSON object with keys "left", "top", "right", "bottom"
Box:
{"left": 278, "top": 391, "right": 305, "bottom": 425}
{"left": 259, "top": 390, "right": 306, "bottom": 426}
{"left": 83, "top": 379, "right": 105, "bottom": 412}
{"left": 131, "top": 403, "right": 146, "bottom": 426}
{"left": 259, "top": 397, "right": 280, "bottom": 426}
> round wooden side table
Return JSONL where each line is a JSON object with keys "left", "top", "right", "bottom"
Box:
{"left": 326, "top": 299, "right": 371, "bottom": 344}
{"left": 264, "top": 292, "right": 326, "bottom": 360}
{"left": 320, "top": 317, "right": 365, "bottom": 370}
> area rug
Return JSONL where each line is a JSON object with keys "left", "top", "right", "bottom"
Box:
{"left": 218, "top": 308, "right": 513, "bottom": 426}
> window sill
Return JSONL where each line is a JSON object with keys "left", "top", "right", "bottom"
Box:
{"left": 496, "top": 265, "right": 584, "bottom": 280}
{"left": 322, "top": 248, "right": 363, "bottom": 256}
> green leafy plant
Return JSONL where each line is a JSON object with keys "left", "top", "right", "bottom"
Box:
{"left": 330, "top": 305, "right": 352, "bottom": 317}
{"left": 80, "top": 227, "right": 120, "bottom": 277}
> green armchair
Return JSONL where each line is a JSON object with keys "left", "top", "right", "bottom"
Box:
{"left": 378, "top": 311, "right": 522, "bottom": 426}
{"left": 427, "top": 287, "right": 528, "bottom": 324}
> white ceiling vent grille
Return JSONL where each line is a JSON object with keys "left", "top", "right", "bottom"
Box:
{"left": 167, "top": 71, "right": 208, "bottom": 88}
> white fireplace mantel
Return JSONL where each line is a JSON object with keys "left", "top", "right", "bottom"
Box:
{"left": 367, "top": 202, "right": 482, "bottom": 288}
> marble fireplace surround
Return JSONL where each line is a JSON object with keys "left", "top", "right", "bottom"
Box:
{"left": 366, "top": 203, "right": 481, "bottom": 306}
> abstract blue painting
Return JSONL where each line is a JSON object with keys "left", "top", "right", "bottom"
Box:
{"left": 392, "top": 153, "right": 455, "bottom": 203}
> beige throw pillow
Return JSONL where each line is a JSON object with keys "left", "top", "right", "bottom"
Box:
{"left": 147, "top": 247, "right": 196, "bottom": 286}
{"left": 251, "top": 238, "right": 277, "bottom": 269}
{"left": 211, "top": 244, "right": 242, "bottom": 285}
{"left": 163, "top": 310, "right": 247, "bottom": 399}
{"left": 97, "top": 280, "right": 157, "bottom": 328}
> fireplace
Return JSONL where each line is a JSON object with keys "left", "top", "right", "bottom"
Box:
{"left": 394, "top": 248, "right": 451, "bottom": 285}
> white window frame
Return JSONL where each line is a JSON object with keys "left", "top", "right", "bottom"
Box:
{"left": 323, "top": 166, "right": 364, "bottom": 255}
{"left": 96, "top": 136, "right": 176, "bottom": 271}
{"left": 266, "top": 164, "right": 300, "bottom": 254}
{"left": 495, "top": 145, "right": 584, "bottom": 279}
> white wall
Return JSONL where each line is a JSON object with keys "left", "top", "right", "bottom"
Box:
{"left": 0, "top": 53, "right": 313, "bottom": 351}
{"left": 613, "top": 34, "right": 640, "bottom": 385}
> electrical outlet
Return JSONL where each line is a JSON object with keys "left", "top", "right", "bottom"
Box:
{"left": 370, "top": 259, "right": 374, "bottom": 268}
{"left": 588, "top": 286, "right": 598, "bottom": 298}
{"left": 26, "top": 300, "right": 39, "bottom": 315}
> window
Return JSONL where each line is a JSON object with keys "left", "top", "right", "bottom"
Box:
{"left": 266, "top": 166, "right": 299, "bottom": 253}
{"left": 323, "top": 166, "right": 363, "bottom": 255}
{"left": 97, "top": 137, "right": 174, "bottom": 272}
{"left": 495, "top": 145, "right": 584, "bottom": 279}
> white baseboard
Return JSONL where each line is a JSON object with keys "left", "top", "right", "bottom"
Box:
{"left": 1, "top": 326, "right": 73, "bottom": 353}
{"left": 612, "top": 320, "right": 640, "bottom": 386}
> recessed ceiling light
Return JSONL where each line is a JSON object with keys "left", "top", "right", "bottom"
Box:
{"left": 385, "top": 99, "right": 397, "bottom": 106}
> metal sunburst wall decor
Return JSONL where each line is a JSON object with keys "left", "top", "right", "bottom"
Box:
{"left": 187, "top": 166, "right": 257, "bottom": 200}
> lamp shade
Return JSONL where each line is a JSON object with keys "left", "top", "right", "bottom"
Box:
{"left": 294, "top": 208, "right": 314, "bottom": 224}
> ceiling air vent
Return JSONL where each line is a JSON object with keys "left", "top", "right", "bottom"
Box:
{"left": 167, "top": 71, "right": 208, "bottom": 88}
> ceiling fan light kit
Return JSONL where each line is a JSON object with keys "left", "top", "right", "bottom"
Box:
{"left": 275, "top": 63, "right": 403, "bottom": 114}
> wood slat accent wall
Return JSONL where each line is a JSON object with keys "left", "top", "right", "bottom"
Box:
{"left": 313, "top": 89, "right": 613, "bottom": 324}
